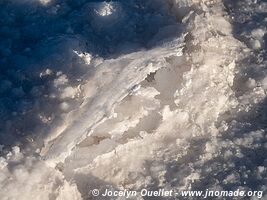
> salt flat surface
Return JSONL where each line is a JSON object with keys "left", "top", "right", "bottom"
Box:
{"left": 0, "top": 0, "right": 266, "bottom": 199}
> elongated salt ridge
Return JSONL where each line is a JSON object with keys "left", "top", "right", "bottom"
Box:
{"left": 41, "top": 40, "right": 185, "bottom": 166}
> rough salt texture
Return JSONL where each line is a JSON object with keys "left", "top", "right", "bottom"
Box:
{"left": 0, "top": 0, "right": 266, "bottom": 199}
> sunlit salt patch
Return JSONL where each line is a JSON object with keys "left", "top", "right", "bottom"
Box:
{"left": 53, "top": 74, "right": 69, "bottom": 88}
{"left": 251, "top": 28, "right": 266, "bottom": 40}
{"left": 73, "top": 50, "right": 92, "bottom": 65}
{"left": 87, "top": 86, "right": 161, "bottom": 138}
{"left": 39, "top": 114, "right": 53, "bottom": 124}
{"left": 261, "top": 76, "right": 267, "bottom": 90}
{"left": 60, "top": 86, "right": 77, "bottom": 99}
{"left": 39, "top": 68, "right": 53, "bottom": 78}
{"left": 251, "top": 39, "right": 262, "bottom": 50}
{"left": 60, "top": 102, "right": 70, "bottom": 112}
{"left": 223, "top": 173, "right": 240, "bottom": 184}
{"left": 0, "top": 147, "right": 82, "bottom": 200}
{"left": 94, "top": 2, "right": 116, "bottom": 17}
{"left": 39, "top": 0, "right": 51, "bottom": 6}
{"left": 246, "top": 78, "right": 257, "bottom": 89}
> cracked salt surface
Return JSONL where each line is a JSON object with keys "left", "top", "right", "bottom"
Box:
{"left": 0, "top": 0, "right": 266, "bottom": 199}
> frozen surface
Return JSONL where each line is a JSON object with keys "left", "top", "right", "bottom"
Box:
{"left": 0, "top": 0, "right": 266, "bottom": 199}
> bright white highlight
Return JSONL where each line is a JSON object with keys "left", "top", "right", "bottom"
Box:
{"left": 95, "top": 2, "right": 116, "bottom": 16}
{"left": 39, "top": 0, "right": 51, "bottom": 5}
{"left": 0, "top": 0, "right": 266, "bottom": 199}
